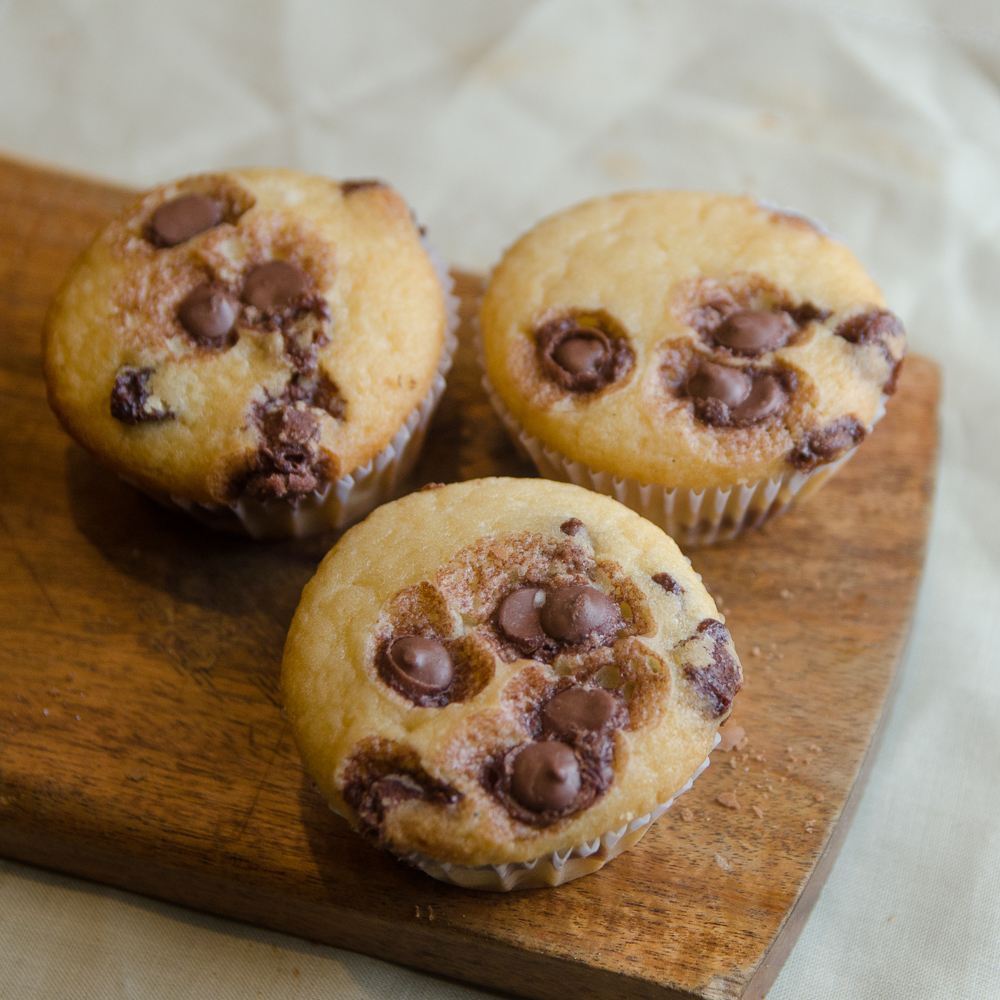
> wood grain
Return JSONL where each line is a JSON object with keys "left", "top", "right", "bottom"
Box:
{"left": 0, "top": 154, "right": 940, "bottom": 1000}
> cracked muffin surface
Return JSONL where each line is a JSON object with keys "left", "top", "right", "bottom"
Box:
{"left": 281, "top": 478, "right": 741, "bottom": 867}
{"left": 480, "top": 191, "right": 904, "bottom": 491}
{"left": 44, "top": 168, "right": 447, "bottom": 506}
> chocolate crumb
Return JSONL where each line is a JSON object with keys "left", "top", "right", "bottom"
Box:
{"left": 343, "top": 737, "right": 461, "bottom": 846}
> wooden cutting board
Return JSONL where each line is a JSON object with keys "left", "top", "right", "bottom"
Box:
{"left": 0, "top": 154, "right": 939, "bottom": 1000}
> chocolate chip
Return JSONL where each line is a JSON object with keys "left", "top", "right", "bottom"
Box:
{"left": 539, "top": 585, "right": 619, "bottom": 645}
{"left": 729, "top": 373, "right": 785, "bottom": 425}
{"left": 687, "top": 361, "right": 788, "bottom": 428}
{"left": 509, "top": 741, "right": 581, "bottom": 814}
{"left": 388, "top": 636, "right": 454, "bottom": 695}
{"left": 712, "top": 310, "right": 795, "bottom": 356}
{"left": 790, "top": 416, "right": 867, "bottom": 471}
{"left": 552, "top": 334, "right": 607, "bottom": 376}
{"left": 109, "top": 367, "right": 172, "bottom": 424}
{"left": 177, "top": 283, "right": 238, "bottom": 344}
{"left": 652, "top": 572, "right": 683, "bottom": 596}
{"left": 681, "top": 619, "right": 742, "bottom": 718}
{"left": 498, "top": 587, "right": 547, "bottom": 650}
{"left": 541, "top": 688, "right": 621, "bottom": 739}
{"left": 686, "top": 361, "right": 751, "bottom": 409}
{"left": 560, "top": 518, "right": 585, "bottom": 536}
{"left": 148, "top": 194, "right": 222, "bottom": 248}
{"left": 242, "top": 261, "right": 310, "bottom": 313}
{"left": 536, "top": 314, "right": 634, "bottom": 393}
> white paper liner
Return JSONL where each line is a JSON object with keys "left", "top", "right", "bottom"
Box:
{"left": 479, "top": 333, "right": 887, "bottom": 546}
{"left": 129, "top": 242, "right": 460, "bottom": 539}
{"left": 395, "top": 734, "right": 720, "bottom": 892}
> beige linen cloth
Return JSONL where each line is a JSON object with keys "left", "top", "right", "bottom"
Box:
{"left": 2, "top": 0, "right": 999, "bottom": 996}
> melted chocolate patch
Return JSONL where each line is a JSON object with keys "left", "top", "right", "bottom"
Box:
{"left": 239, "top": 401, "right": 333, "bottom": 501}
{"left": 343, "top": 738, "right": 461, "bottom": 845}
{"left": 652, "top": 572, "right": 683, "bottom": 596}
{"left": 109, "top": 367, "right": 172, "bottom": 424}
{"left": 560, "top": 518, "right": 586, "bottom": 536}
{"left": 147, "top": 194, "right": 222, "bottom": 247}
{"left": 834, "top": 309, "right": 906, "bottom": 394}
{"left": 790, "top": 416, "right": 867, "bottom": 471}
{"left": 786, "top": 303, "right": 832, "bottom": 327}
{"left": 177, "top": 283, "right": 238, "bottom": 345}
{"left": 536, "top": 313, "right": 634, "bottom": 393}
{"left": 681, "top": 618, "right": 742, "bottom": 718}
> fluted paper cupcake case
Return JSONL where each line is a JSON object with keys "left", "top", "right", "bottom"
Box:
{"left": 478, "top": 333, "right": 885, "bottom": 547}
{"left": 129, "top": 245, "right": 459, "bottom": 539}
{"left": 324, "top": 736, "right": 718, "bottom": 892}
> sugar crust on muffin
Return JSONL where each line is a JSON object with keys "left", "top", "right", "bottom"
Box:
{"left": 480, "top": 192, "right": 905, "bottom": 491}
{"left": 44, "top": 168, "right": 447, "bottom": 505}
{"left": 281, "top": 479, "right": 741, "bottom": 867}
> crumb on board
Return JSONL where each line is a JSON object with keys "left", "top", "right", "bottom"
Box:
{"left": 715, "top": 854, "right": 733, "bottom": 872}
{"left": 814, "top": 792, "right": 826, "bottom": 802}
{"left": 717, "top": 723, "right": 746, "bottom": 752}
{"left": 680, "top": 807, "right": 694, "bottom": 822}
{"left": 717, "top": 792, "right": 740, "bottom": 810}
{"left": 752, "top": 805, "right": 764, "bottom": 819}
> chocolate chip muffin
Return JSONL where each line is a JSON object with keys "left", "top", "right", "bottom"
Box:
{"left": 44, "top": 169, "right": 456, "bottom": 537}
{"left": 281, "top": 478, "right": 740, "bottom": 889}
{"left": 480, "top": 192, "right": 905, "bottom": 545}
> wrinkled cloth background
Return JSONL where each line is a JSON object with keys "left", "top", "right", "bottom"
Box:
{"left": 2, "top": 1, "right": 1000, "bottom": 997}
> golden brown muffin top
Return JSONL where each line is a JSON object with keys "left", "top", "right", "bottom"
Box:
{"left": 481, "top": 192, "right": 904, "bottom": 490}
{"left": 281, "top": 479, "right": 741, "bottom": 866}
{"left": 45, "top": 169, "right": 446, "bottom": 505}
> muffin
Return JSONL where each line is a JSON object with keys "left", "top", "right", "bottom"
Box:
{"left": 479, "top": 192, "right": 905, "bottom": 545}
{"left": 281, "top": 478, "right": 741, "bottom": 890}
{"left": 44, "top": 169, "right": 457, "bottom": 538}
